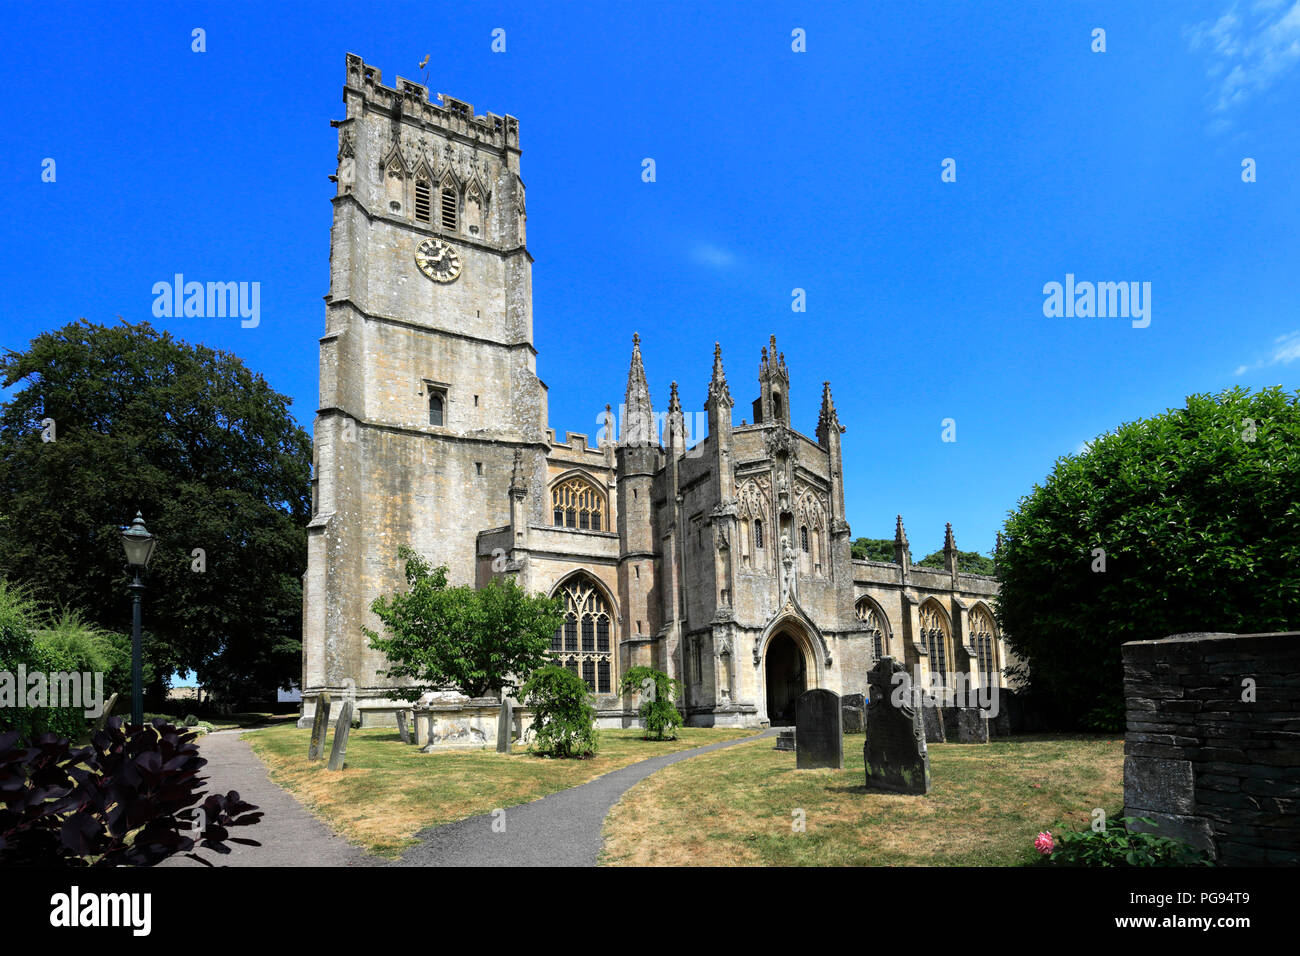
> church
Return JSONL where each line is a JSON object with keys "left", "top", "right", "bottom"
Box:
{"left": 300, "top": 55, "right": 1004, "bottom": 729}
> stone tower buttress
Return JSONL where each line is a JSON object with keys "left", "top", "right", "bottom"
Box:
{"left": 616, "top": 334, "right": 659, "bottom": 671}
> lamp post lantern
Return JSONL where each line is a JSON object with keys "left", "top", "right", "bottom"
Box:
{"left": 120, "top": 511, "right": 157, "bottom": 726}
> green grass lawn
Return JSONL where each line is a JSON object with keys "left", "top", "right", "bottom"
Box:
{"left": 242, "top": 723, "right": 757, "bottom": 856}
{"left": 600, "top": 733, "right": 1124, "bottom": 866}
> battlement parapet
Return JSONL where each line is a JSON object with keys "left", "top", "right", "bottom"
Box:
{"left": 344, "top": 53, "right": 519, "bottom": 150}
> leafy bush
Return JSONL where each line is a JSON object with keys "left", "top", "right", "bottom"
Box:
{"left": 1036, "top": 816, "right": 1213, "bottom": 867}
{"left": 183, "top": 714, "right": 198, "bottom": 727}
{"left": 0, "top": 717, "right": 262, "bottom": 866}
{"left": 34, "top": 609, "right": 134, "bottom": 700}
{"left": 367, "top": 547, "right": 564, "bottom": 700}
{"left": 619, "top": 666, "right": 684, "bottom": 740}
{"left": 998, "top": 386, "right": 1300, "bottom": 730}
{"left": 0, "top": 580, "right": 89, "bottom": 743}
{"left": 521, "top": 665, "right": 598, "bottom": 758}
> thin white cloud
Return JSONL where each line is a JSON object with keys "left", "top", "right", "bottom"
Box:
{"left": 688, "top": 242, "right": 737, "bottom": 270}
{"left": 1185, "top": 1, "right": 1300, "bottom": 123}
{"left": 1234, "top": 329, "right": 1300, "bottom": 375}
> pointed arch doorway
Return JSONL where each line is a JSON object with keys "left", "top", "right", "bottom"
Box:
{"left": 765, "top": 631, "right": 807, "bottom": 726}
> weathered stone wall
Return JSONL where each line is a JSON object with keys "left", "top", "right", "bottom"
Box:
{"left": 1123, "top": 631, "right": 1300, "bottom": 865}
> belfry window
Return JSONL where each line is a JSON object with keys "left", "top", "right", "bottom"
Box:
{"left": 800, "top": 526, "right": 809, "bottom": 553}
{"left": 754, "top": 519, "right": 764, "bottom": 550}
{"left": 552, "top": 574, "right": 614, "bottom": 694}
{"left": 415, "top": 180, "right": 432, "bottom": 223}
{"left": 428, "top": 390, "right": 445, "bottom": 426}
{"left": 551, "top": 475, "right": 605, "bottom": 531}
{"left": 440, "top": 183, "right": 458, "bottom": 230}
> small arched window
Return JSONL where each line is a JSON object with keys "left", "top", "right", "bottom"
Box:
{"left": 856, "top": 598, "right": 887, "bottom": 660}
{"left": 919, "top": 601, "right": 950, "bottom": 689}
{"left": 970, "top": 605, "right": 999, "bottom": 687}
{"left": 551, "top": 475, "right": 605, "bottom": 531}
{"left": 428, "top": 391, "right": 445, "bottom": 426}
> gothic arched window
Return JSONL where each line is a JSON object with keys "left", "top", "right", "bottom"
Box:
{"left": 970, "top": 604, "right": 999, "bottom": 687}
{"left": 551, "top": 474, "right": 605, "bottom": 531}
{"left": 855, "top": 598, "right": 887, "bottom": 660}
{"left": 919, "top": 601, "right": 950, "bottom": 689}
{"left": 552, "top": 574, "right": 613, "bottom": 694}
{"left": 428, "top": 391, "right": 445, "bottom": 426}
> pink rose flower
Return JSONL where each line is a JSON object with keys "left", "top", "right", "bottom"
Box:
{"left": 1035, "top": 831, "right": 1055, "bottom": 855}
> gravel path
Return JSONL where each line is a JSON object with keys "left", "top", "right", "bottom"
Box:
{"left": 158, "top": 728, "right": 377, "bottom": 868}
{"left": 393, "top": 728, "right": 778, "bottom": 867}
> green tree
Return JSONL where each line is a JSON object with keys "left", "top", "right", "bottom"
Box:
{"left": 619, "top": 665, "right": 684, "bottom": 740}
{"left": 998, "top": 386, "right": 1300, "bottom": 731}
{"left": 366, "top": 546, "right": 564, "bottom": 700}
{"left": 916, "top": 549, "right": 996, "bottom": 575}
{"left": 0, "top": 320, "right": 311, "bottom": 706}
{"left": 521, "top": 664, "right": 598, "bottom": 757}
{"left": 851, "top": 537, "right": 894, "bottom": 561}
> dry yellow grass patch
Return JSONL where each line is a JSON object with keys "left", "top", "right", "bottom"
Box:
{"left": 600, "top": 733, "right": 1123, "bottom": 866}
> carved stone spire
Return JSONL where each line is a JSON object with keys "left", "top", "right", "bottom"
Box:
{"left": 509, "top": 448, "right": 526, "bottom": 495}
{"left": 622, "top": 332, "right": 654, "bottom": 446}
{"left": 666, "top": 381, "right": 685, "bottom": 451}
{"left": 894, "top": 514, "right": 912, "bottom": 577}
{"left": 944, "top": 522, "right": 957, "bottom": 553}
{"left": 706, "top": 342, "right": 732, "bottom": 408}
{"left": 817, "top": 381, "right": 843, "bottom": 435}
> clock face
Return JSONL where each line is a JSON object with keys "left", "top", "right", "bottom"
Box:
{"left": 415, "top": 238, "right": 462, "bottom": 283}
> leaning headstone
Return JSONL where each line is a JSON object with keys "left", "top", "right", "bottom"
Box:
{"left": 496, "top": 697, "right": 512, "bottom": 754}
{"left": 326, "top": 700, "right": 353, "bottom": 771}
{"left": 94, "top": 693, "right": 120, "bottom": 733}
{"left": 308, "top": 692, "right": 332, "bottom": 760}
{"left": 864, "top": 657, "right": 931, "bottom": 794}
{"left": 795, "top": 688, "right": 843, "bottom": 769}
{"left": 396, "top": 708, "right": 411, "bottom": 745}
{"left": 774, "top": 728, "right": 796, "bottom": 751}
{"left": 841, "top": 693, "right": 865, "bottom": 734}
{"left": 957, "top": 706, "right": 989, "bottom": 743}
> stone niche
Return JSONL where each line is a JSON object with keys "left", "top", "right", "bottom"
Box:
{"left": 413, "top": 691, "right": 533, "bottom": 751}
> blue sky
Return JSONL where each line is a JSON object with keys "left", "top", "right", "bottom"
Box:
{"left": 3, "top": 0, "right": 1298, "bottom": 563}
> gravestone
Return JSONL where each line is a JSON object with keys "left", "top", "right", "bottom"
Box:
{"left": 326, "top": 700, "right": 353, "bottom": 771}
{"left": 496, "top": 697, "right": 512, "bottom": 754}
{"left": 957, "top": 706, "right": 989, "bottom": 743}
{"left": 940, "top": 706, "right": 959, "bottom": 741}
{"left": 863, "top": 657, "right": 931, "bottom": 794}
{"left": 774, "top": 728, "right": 796, "bottom": 751}
{"left": 396, "top": 708, "right": 411, "bottom": 744}
{"left": 922, "top": 701, "right": 946, "bottom": 743}
{"left": 94, "top": 693, "right": 119, "bottom": 733}
{"left": 308, "top": 692, "right": 332, "bottom": 760}
{"left": 795, "top": 688, "right": 843, "bottom": 769}
{"left": 841, "top": 693, "right": 865, "bottom": 734}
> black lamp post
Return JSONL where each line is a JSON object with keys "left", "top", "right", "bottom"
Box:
{"left": 120, "top": 511, "right": 157, "bottom": 726}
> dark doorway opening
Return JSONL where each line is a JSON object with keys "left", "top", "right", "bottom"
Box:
{"left": 765, "top": 632, "right": 806, "bottom": 726}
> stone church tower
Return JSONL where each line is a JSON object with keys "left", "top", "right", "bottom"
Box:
{"left": 301, "top": 56, "right": 1005, "bottom": 729}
